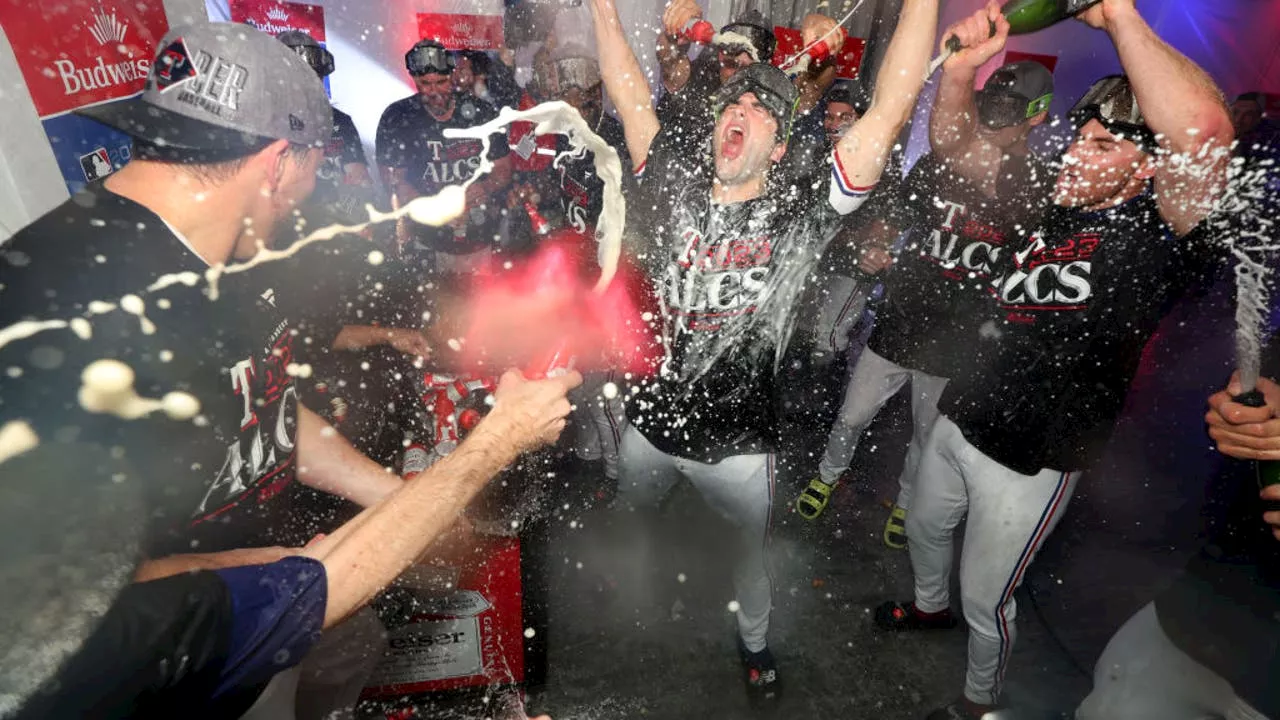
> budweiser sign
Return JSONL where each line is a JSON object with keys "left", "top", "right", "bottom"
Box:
{"left": 230, "top": 0, "right": 326, "bottom": 42}
{"left": 0, "top": 0, "right": 169, "bottom": 117}
{"left": 417, "top": 13, "right": 504, "bottom": 51}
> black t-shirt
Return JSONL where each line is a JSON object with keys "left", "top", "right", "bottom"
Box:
{"left": 868, "top": 151, "right": 1052, "bottom": 378}
{"left": 940, "top": 192, "right": 1222, "bottom": 474}
{"left": 557, "top": 113, "right": 630, "bottom": 234}
{"left": 0, "top": 189, "right": 310, "bottom": 557}
{"left": 304, "top": 107, "right": 369, "bottom": 225}
{"left": 375, "top": 93, "right": 510, "bottom": 254}
{"left": 626, "top": 127, "right": 871, "bottom": 461}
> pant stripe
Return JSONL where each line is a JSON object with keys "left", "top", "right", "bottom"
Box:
{"left": 603, "top": 374, "right": 623, "bottom": 447}
{"left": 828, "top": 284, "right": 863, "bottom": 350}
{"left": 992, "top": 471, "right": 1069, "bottom": 697}
{"left": 763, "top": 454, "right": 777, "bottom": 587}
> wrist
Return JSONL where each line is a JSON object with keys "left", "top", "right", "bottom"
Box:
{"left": 1103, "top": 4, "right": 1144, "bottom": 34}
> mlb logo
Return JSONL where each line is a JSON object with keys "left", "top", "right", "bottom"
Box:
{"left": 79, "top": 147, "right": 114, "bottom": 182}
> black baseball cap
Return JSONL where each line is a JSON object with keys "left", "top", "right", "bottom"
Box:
{"left": 1069, "top": 75, "right": 1157, "bottom": 150}
{"left": 77, "top": 23, "right": 330, "bottom": 156}
{"left": 406, "top": 39, "right": 455, "bottom": 77}
{"left": 278, "top": 30, "right": 335, "bottom": 78}
{"left": 716, "top": 17, "right": 776, "bottom": 64}
{"left": 826, "top": 80, "right": 859, "bottom": 109}
{"left": 712, "top": 62, "right": 798, "bottom": 142}
{"left": 976, "top": 61, "right": 1055, "bottom": 130}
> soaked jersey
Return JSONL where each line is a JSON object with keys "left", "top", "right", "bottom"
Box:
{"left": 557, "top": 113, "right": 630, "bottom": 235}
{"left": 627, "top": 128, "right": 872, "bottom": 461}
{"left": 869, "top": 151, "right": 1052, "bottom": 378}
{"left": 941, "top": 192, "right": 1221, "bottom": 474}
{"left": 0, "top": 189, "right": 311, "bottom": 556}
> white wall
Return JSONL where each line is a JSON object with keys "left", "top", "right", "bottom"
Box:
{"left": 0, "top": 0, "right": 206, "bottom": 242}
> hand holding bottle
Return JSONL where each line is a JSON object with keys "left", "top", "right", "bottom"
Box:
{"left": 941, "top": 1, "right": 1009, "bottom": 73}
{"left": 663, "top": 0, "right": 705, "bottom": 41}
{"left": 1206, "top": 372, "right": 1280, "bottom": 462}
{"left": 1074, "top": 0, "right": 1138, "bottom": 31}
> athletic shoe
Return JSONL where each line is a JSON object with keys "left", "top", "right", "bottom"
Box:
{"left": 924, "top": 697, "right": 1002, "bottom": 720}
{"left": 738, "top": 641, "right": 782, "bottom": 708}
{"left": 873, "top": 600, "right": 958, "bottom": 631}
{"left": 795, "top": 476, "right": 836, "bottom": 521}
{"left": 883, "top": 504, "right": 908, "bottom": 549}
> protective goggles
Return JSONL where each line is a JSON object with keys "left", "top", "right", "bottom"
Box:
{"left": 406, "top": 44, "right": 455, "bottom": 76}
{"left": 976, "top": 90, "right": 1051, "bottom": 130}
{"left": 290, "top": 44, "right": 335, "bottom": 78}
{"left": 1069, "top": 75, "right": 1156, "bottom": 149}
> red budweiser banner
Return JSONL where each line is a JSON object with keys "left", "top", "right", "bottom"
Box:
{"left": 417, "top": 12, "right": 505, "bottom": 51}
{"left": 230, "top": 0, "right": 325, "bottom": 41}
{"left": 0, "top": 0, "right": 168, "bottom": 117}
{"left": 773, "top": 26, "right": 866, "bottom": 80}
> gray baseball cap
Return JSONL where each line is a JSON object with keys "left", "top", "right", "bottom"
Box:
{"left": 78, "top": 22, "right": 330, "bottom": 154}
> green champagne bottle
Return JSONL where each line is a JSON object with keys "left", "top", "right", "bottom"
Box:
{"left": 945, "top": 0, "right": 1104, "bottom": 53}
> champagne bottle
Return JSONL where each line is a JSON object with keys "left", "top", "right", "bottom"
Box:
{"left": 944, "top": 0, "right": 1104, "bottom": 53}
{"left": 1233, "top": 390, "right": 1280, "bottom": 494}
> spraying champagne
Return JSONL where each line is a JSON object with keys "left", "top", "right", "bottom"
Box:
{"left": 928, "top": 0, "right": 1104, "bottom": 76}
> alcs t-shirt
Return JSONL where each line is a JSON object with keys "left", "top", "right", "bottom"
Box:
{"left": 940, "top": 193, "right": 1222, "bottom": 474}
{"left": 626, "top": 127, "right": 873, "bottom": 461}
{"left": 868, "top": 151, "right": 1053, "bottom": 379}
{"left": 375, "top": 93, "right": 510, "bottom": 254}
{"left": 0, "top": 189, "right": 311, "bottom": 557}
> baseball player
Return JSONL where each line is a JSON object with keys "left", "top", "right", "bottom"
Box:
{"left": 794, "top": 5, "right": 1056, "bottom": 555}
{"left": 586, "top": 0, "right": 939, "bottom": 706}
{"left": 870, "top": 2, "right": 1233, "bottom": 718}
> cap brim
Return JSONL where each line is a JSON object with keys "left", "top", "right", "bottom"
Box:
{"left": 78, "top": 96, "right": 275, "bottom": 154}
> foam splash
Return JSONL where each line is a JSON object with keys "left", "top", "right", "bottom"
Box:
{"left": 77, "top": 359, "right": 201, "bottom": 421}
{"left": 711, "top": 30, "right": 761, "bottom": 62}
{"left": 1216, "top": 157, "right": 1278, "bottom": 392}
{"left": 0, "top": 421, "right": 38, "bottom": 465}
{"left": 443, "top": 101, "right": 626, "bottom": 293}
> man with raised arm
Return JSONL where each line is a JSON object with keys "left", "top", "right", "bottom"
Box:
{"left": 794, "top": 3, "right": 1057, "bottom": 548}
{"left": 586, "top": 0, "right": 938, "bottom": 706}
{"left": 869, "top": 1, "right": 1234, "bottom": 718}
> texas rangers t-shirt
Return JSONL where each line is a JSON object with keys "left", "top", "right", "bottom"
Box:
{"left": 940, "top": 192, "right": 1222, "bottom": 474}
{"left": 868, "top": 151, "right": 1052, "bottom": 379}
{"left": 626, "top": 127, "right": 873, "bottom": 461}
{"left": 0, "top": 188, "right": 311, "bottom": 556}
{"left": 375, "top": 92, "right": 510, "bottom": 254}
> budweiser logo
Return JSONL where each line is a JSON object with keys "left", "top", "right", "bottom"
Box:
{"left": 88, "top": 4, "right": 129, "bottom": 46}
{"left": 265, "top": 6, "right": 291, "bottom": 21}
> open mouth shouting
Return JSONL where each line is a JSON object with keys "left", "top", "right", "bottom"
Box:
{"left": 721, "top": 121, "right": 748, "bottom": 161}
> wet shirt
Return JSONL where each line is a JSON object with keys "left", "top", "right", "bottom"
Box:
{"left": 557, "top": 113, "right": 630, "bottom": 234}
{"left": 304, "top": 107, "right": 369, "bottom": 225}
{"left": 627, "top": 127, "right": 873, "bottom": 461}
{"left": 868, "top": 151, "right": 1052, "bottom": 378}
{"left": 375, "top": 93, "right": 510, "bottom": 253}
{"left": 940, "top": 193, "right": 1221, "bottom": 474}
{"left": 0, "top": 189, "right": 310, "bottom": 557}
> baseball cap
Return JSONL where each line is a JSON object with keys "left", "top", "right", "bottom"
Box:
{"left": 406, "top": 39, "right": 456, "bottom": 77}
{"left": 716, "top": 16, "right": 776, "bottom": 64}
{"left": 278, "top": 30, "right": 335, "bottom": 78}
{"left": 77, "top": 23, "right": 330, "bottom": 155}
{"left": 1069, "top": 74, "right": 1157, "bottom": 150}
{"left": 826, "top": 80, "right": 859, "bottom": 109}
{"left": 976, "top": 61, "right": 1055, "bottom": 130}
{"left": 712, "top": 62, "right": 798, "bottom": 142}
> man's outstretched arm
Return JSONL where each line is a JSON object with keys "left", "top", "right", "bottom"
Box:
{"left": 833, "top": 0, "right": 939, "bottom": 193}
{"left": 1078, "top": 0, "right": 1232, "bottom": 236}
{"left": 587, "top": 0, "right": 662, "bottom": 162}
{"left": 305, "top": 369, "right": 581, "bottom": 628}
{"left": 930, "top": 2, "right": 1009, "bottom": 160}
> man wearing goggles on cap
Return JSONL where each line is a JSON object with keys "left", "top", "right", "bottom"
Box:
{"left": 376, "top": 39, "right": 513, "bottom": 271}
{"left": 794, "top": 6, "right": 1055, "bottom": 540}
{"left": 867, "top": 1, "right": 1233, "bottom": 718}
{"left": 277, "top": 31, "right": 373, "bottom": 227}
{"left": 587, "top": 0, "right": 939, "bottom": 707}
